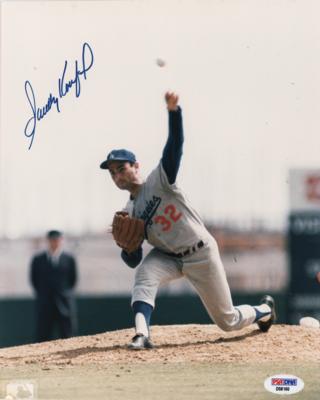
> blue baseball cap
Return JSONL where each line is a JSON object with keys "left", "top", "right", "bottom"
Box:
{"left": 100, "top": 149, "right": 137, "bottom": 170}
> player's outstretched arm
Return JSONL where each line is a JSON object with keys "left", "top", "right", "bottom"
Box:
{"left": 162, "top": 91, "right": 184, "bottom": 184}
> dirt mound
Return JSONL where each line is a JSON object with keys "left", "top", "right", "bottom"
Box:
{"left": 0, "top": 324, "right": 319, "bottom": 367}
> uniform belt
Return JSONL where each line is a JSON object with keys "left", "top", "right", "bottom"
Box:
{"left": 165, "top": 240, "right": 204, "bottom": 258}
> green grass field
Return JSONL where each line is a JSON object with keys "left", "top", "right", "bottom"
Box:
{"left": 0, "top": 362, "right": 318, "bottom": 400}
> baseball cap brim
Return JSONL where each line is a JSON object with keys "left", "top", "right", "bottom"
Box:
{"left": 100, "top": 160, "right": 110, "bottom": 169}
{"left": 100, "top": 158, "right": 129, "bottom": 170}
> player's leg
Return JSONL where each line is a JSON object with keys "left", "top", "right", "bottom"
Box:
{"left": 183, "top": 237, "right": 275, "bottom": 332}
{"left": 129, "top": 248, "right": 183, "bottom": 349}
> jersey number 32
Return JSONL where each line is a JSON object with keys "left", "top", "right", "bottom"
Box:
{"left": 154, "top": 204, "right": 182, "bottom": 232}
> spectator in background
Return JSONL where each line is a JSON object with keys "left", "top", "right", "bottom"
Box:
{"left": 30, "top": 230, "right": 78, "bottom": 342}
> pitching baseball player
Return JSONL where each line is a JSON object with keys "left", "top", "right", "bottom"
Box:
{"left": 100, "top": 92, "right": 276, "bottom": 350}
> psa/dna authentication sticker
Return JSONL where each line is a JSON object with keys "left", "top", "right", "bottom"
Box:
{"left": 264, "top": 375, "right": 304, "bottom": 395}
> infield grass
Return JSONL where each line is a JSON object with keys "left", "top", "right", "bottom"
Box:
{"left": 0, "top": 362, "right": 318, "bottom": 400}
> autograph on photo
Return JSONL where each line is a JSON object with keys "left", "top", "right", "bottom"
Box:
{"left": 24, "top": 42, "right": 94, "bottom": 150}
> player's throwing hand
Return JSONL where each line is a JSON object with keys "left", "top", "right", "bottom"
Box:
{"left": 165, "top": 91, "right": 179, "bottom": 111}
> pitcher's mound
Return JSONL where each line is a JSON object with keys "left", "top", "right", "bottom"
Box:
{"left": 0, "top": 324, "right": 319, "bottom": 367}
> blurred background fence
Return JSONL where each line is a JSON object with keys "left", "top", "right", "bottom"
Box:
{"left": 0, "top": 225, "right": 290, "bottom": 348}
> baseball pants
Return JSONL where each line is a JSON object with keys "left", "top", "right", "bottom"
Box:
{"left": 131, "top": 237, "right": 256, "bottom": 331}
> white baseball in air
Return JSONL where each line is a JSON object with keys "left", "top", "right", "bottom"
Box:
{"left": 299, "top": 316, "right": 320, "bottom": 328}
{"left": 156, "top": 58, "right": 166, "bottom": 67}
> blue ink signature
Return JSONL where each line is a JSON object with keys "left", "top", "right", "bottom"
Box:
{"left": 24, "top": 42, "right": 94, "bottom": 149}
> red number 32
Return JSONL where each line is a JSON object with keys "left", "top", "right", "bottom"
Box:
{"left": 154, "top": 204, "right": 182, "bottom": 232}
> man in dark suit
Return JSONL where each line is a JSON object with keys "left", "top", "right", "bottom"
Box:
{"left": 30, "top": 230, "right": 78, "bottom": 342}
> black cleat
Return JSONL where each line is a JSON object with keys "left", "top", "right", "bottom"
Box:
{"left": 127, "top": 333, "right": 154, "bottom": 350}
{"left": 257, "top": 295, "right": 276, "bottom": 333}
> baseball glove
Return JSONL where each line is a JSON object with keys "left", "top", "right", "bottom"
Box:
{"left": 112, "top": 211, "right": 145, "bottom": 254}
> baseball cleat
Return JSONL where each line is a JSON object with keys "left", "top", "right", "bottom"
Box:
{"left": 127, "top": 333, "right": 154, "bottom": 350}
{"left": 257, "top": 295, "right": 276, "bottom": 333}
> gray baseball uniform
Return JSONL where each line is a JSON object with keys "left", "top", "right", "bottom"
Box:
{"left": 101, "top": 104, "right": 273, "bottom": 345}
{"left": 125, "top": 162, "right": 257, "bottom": 331}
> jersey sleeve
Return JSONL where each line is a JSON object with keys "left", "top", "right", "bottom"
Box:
{"left": 146, "top": 162, "right": 177, "bottom": 192}
{"left": 161, "top": 106, "right": 184, "bottom": 184}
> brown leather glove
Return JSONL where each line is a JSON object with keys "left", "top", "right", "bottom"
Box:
{"left": 112, "top": 211, "right": 145, "bottom": 254}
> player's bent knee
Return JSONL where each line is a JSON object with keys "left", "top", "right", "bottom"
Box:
{"left": 215, "top": 321, "right": 236, "bottom": 332}
{"left": 214, "top": 315, "right": 240, "bottom": 332}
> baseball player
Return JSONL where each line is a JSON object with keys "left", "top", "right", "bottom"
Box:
{"left": 100, "top": 92, "right": 276, "bottom": 350}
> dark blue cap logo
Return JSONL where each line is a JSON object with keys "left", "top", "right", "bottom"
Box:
{"left": 100, "top": 149, "right": 136, "bottom": 169}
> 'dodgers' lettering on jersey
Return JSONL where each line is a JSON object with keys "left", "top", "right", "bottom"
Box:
{"left": 139, "top": 195, "right": 162, "bottom": 226}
